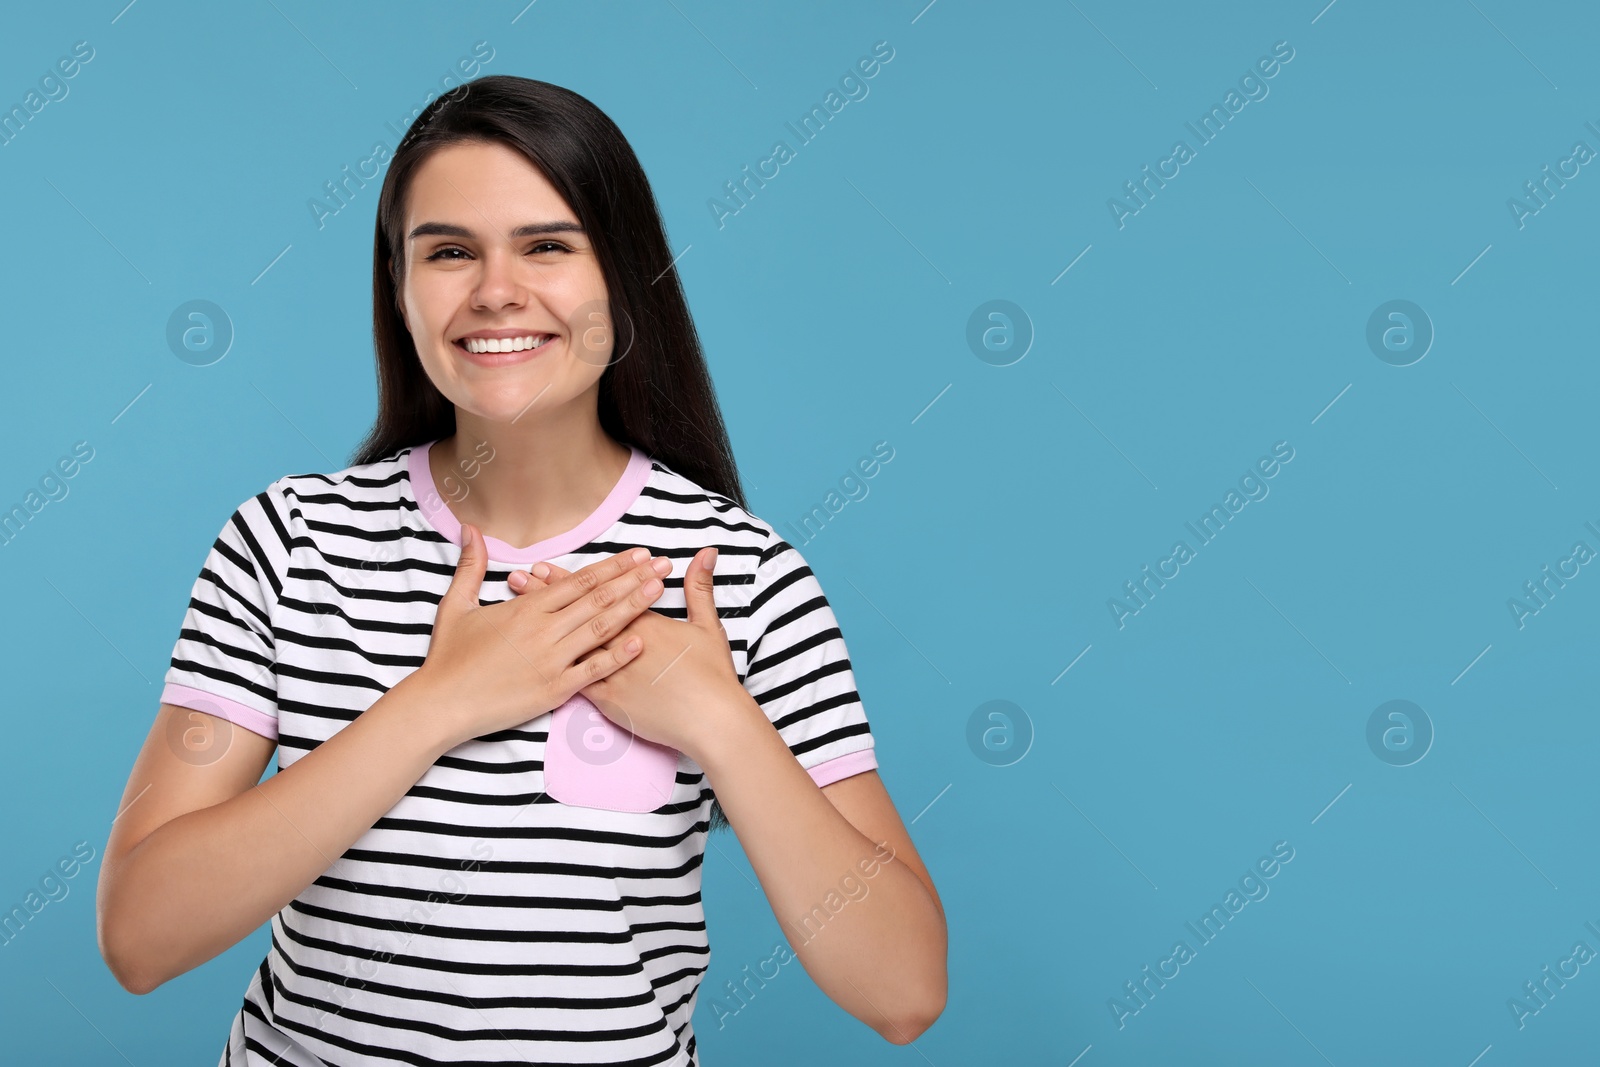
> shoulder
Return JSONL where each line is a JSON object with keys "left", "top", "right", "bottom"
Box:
{"left": 271, "top": 447, "right": 412, "bottom": 502}
{"left": 217, "top": 448, "right": 413, "bottom": 563}
{"left": 638, "top": 454, "right": 790, "bottom": 563}
{"left": 641, "top": 455, "right": 819, "bottom": 614}
{"left": 262, "top": 447, "right": 413, "bottom": 523}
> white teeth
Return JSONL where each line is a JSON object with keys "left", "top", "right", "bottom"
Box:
{"left": 462, "top": 334, "right": 552, "bottom": 354}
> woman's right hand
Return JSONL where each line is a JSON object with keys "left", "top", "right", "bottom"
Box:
{"left": 412, "top": 522, "right": 673, "bottom": 746}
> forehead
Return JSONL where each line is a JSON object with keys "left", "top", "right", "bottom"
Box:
{"left": 405, "top": 140, "right": 576, "bottom": 229}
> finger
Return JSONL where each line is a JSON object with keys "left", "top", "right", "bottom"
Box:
{"left": 439, "top": 524, "right": 488, "bottom": 619}
{"left": 553, "top": 558, "right": 669, "bottom": 658}
{"left": 683, "top": 547, "right": 720, "bottom": 630}
{"left": 508, "top": 560, "right": 571, "bottom": 594}
{"left": 536, "top": 548, "right": 660, "bottom": 612}
{"left": 563, "top": 631, "right": 644, "bottom": 692}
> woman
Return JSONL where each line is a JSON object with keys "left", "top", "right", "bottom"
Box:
{"left": 96, "top": 75, "right": 946, "bottom": 1065}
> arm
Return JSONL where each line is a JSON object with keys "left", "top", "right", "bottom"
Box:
{"left": 511, "top": 543, "right": 947, "bottom": 1039}
{"left": 692, "top": 691, "right": 947, "bottom": 1043}
{"left": 96, "top": 675, "right": 460, "bottom": 995}
{"left": 102, "top": 533, "right": 669, "bottom": 996}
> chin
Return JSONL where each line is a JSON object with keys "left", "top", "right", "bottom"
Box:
{"left": 466, "top": 383, "right": 572, "bottom": 422}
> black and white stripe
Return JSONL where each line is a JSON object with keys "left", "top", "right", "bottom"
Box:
{"left": 161, "top": 443, "right": 877, "bottom": 1066}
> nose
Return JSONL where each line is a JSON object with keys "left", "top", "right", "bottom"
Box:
{"left": 470, "top": 244, "right": 531, "bottom": 311}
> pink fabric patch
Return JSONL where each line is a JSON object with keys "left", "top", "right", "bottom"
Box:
{"left": 543, "top": 694, "right": 680, "bottom": 813}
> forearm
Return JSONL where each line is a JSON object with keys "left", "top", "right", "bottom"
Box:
{"left": 103, "top": 670, "right": 460, "bottom": 994}
{"left": 691, "top": 694, "right": 945, "bottom": 1041}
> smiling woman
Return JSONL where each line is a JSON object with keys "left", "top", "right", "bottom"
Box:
{"left": 98, "top": 74, "right": 946, "bottom": 1066}
{"left": 389, "top": 139, "right": 623, "bottom": 464}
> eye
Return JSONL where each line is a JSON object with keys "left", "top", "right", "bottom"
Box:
{"left": 423, "top": 242, "right": 571, "bottom": 262}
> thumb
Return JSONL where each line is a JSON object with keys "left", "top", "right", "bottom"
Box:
{"left": 685, "top": 547, "right": 720, "bottom": 630}
{"left": 440, "top": 523, "right": 488, "bottom": 618}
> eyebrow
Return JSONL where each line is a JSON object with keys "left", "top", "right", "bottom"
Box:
{"left": 407, "top": 220, "right": 586, "bottom": 241}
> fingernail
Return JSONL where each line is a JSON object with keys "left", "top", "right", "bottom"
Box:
{"left": 631, "top": 547, "right": 650, "bottom": 564}
{"left": 509, "top": 571, "right": 526, "bottom": 590}
{"left": 532, "top": 562, "right": 551, "bottom": 579}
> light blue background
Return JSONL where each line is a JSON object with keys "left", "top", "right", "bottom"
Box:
{"left": 2, "top": 1, "right": 1596, "bottom": 1063}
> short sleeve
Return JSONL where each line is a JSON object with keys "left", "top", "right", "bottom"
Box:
{"left": 158, "top": 481, "right": 293, "bottom": 741}
{"left": 741, "top": 532, "right": 878, "bottom": 787}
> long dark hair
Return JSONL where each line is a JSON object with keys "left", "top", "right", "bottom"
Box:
{"left": 352, "top": 74, "right": 740, "bottom": 832}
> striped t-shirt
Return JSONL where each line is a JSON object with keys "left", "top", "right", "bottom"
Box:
{"left": 160, "top": 439, "right": 878, "bottom": 1067}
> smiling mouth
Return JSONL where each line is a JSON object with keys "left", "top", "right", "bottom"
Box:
{"left": 454, "top": 334, "right": 557, "bottom": 354}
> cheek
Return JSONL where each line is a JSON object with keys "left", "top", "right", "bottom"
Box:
{"left": 564, "top": 313, "right": 621, "bottom": 370}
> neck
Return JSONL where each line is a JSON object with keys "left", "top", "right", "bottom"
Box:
{"left": 433, "top": 394, "right": 632, "bottom": 552}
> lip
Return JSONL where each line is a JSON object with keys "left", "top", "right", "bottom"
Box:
{"left": 453, "top": 333, "right": 558, "bottom": 367}
{"left": 455, "top": 327, "right": 559, "bottom": 341}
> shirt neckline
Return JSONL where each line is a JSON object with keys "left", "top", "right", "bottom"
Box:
{"left": 406, "top": 439, "right": 654, "bottom": 563}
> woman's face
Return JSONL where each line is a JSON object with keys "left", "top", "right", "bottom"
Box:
{"left": 394, "top": 139, "right": 614, "bottom": 426}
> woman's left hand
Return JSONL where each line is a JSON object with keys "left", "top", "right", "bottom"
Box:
{"left": 507, "top": 547, "right": 746, "bottom": 759}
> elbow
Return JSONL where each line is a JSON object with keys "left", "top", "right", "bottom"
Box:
{"left": 100, "top": 944, "right": 153, "bottom": 996}
{"left": 878, "top": 983, "right": 946, "bottom": 1045}
{"left": 112, "top": 967, "right": 159, "bottom": 997}
{"left": 99, "top": 930, "right": 154, "bottom": 996}
{"left": 880, "top": 1005, "right": 943, "bottom": 1045}
{"left": 97, "top": 848, "right": 181, "bottom": 995}
{"left": 875, "top": 915, "right": 948, "bottom": 1044}
{"left": 114, "top": 959, "right": 162, "bottom": 997}
{"left": 97, "top": 906, "right": 161, "bottom": 996}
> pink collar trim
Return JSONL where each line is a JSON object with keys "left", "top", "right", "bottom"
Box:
{"left": 407, "top": 441, "right": 654, "bottom": 563}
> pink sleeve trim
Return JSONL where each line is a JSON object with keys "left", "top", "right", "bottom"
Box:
{"left": 160, "top": 683, "right": 278, "bottom": 741}
{"left": 807, "top": 747, "right": 878, "bottom": 788}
